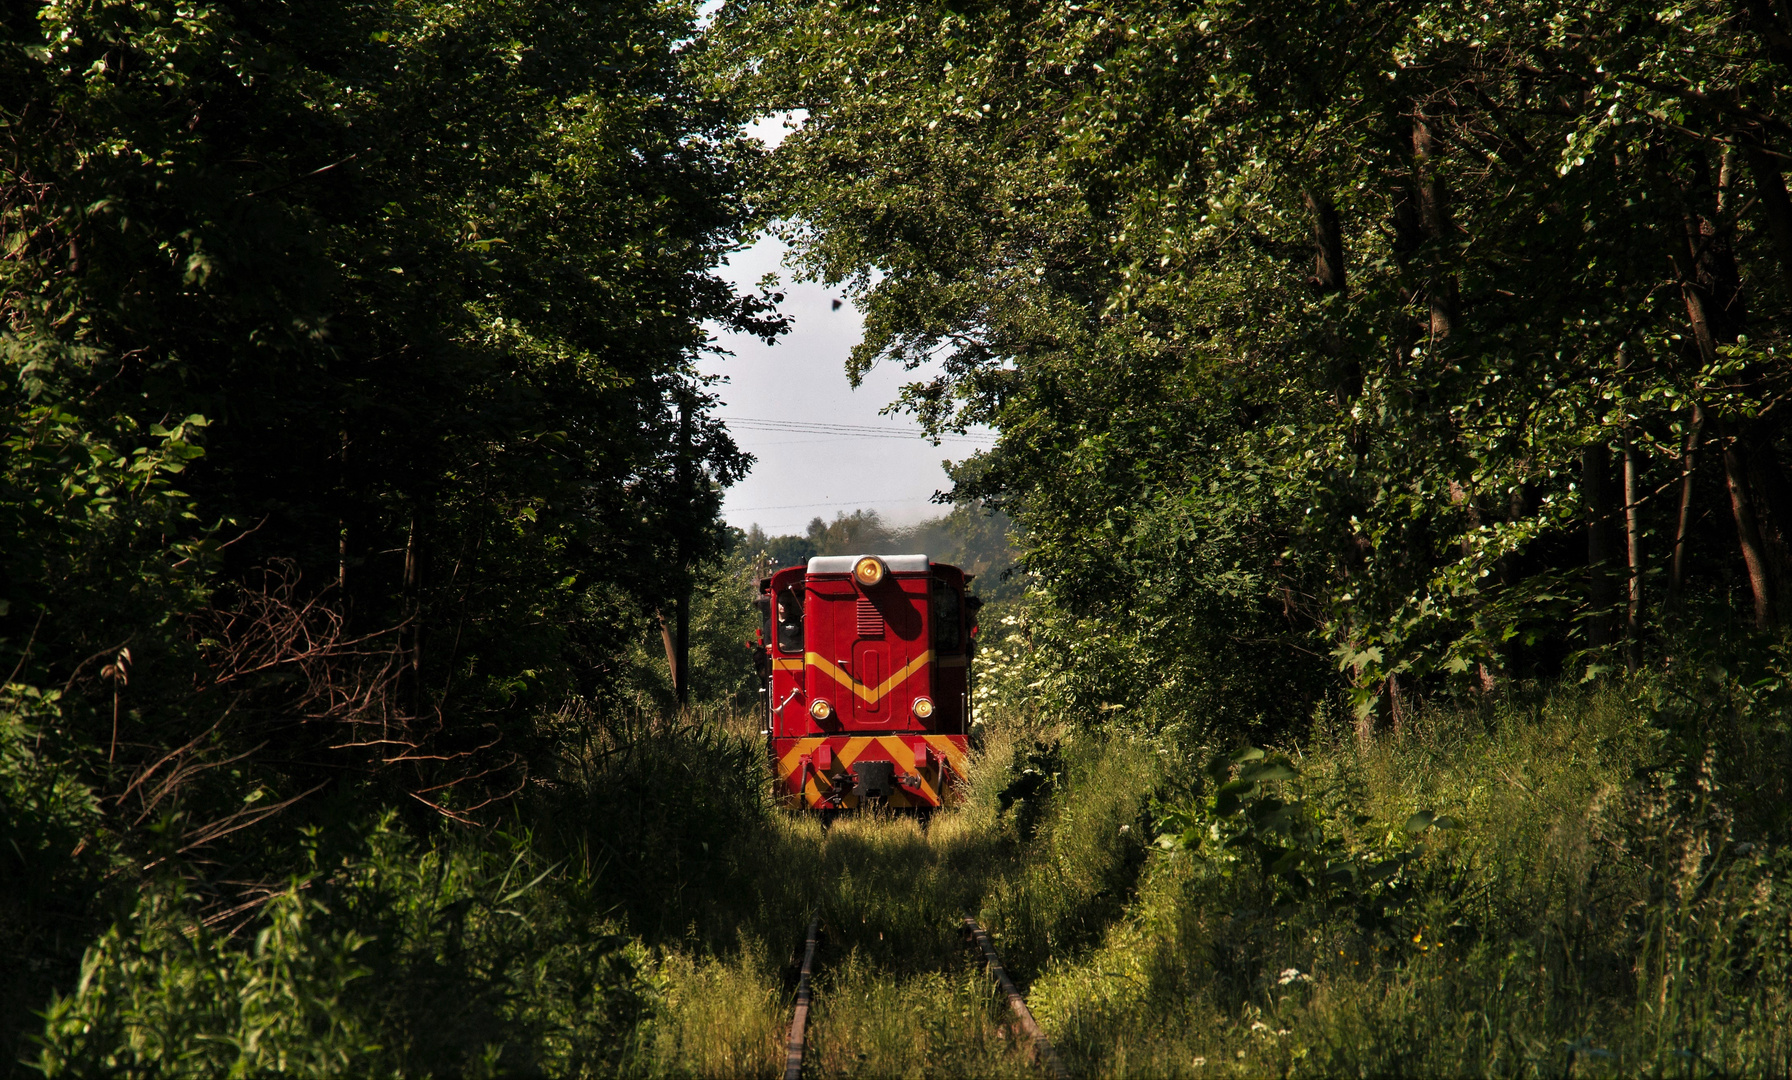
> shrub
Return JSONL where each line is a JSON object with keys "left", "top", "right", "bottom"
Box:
{"left": 35, "top": 819, "right": 653, "bottom": 1077}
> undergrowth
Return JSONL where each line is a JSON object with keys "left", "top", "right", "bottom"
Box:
{"left": 1021, "top": 674, "right": 1792, "bottom": 1077}
{"left": 15, "top": 658, "right": 1792, "bottom": 1077}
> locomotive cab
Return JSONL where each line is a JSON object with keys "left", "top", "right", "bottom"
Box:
{"left": 761, "top": 554, "right": 976, "bottom": 810}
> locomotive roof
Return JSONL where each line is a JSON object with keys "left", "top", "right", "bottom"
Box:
{"left": 806, "top": 554, "right": 931, "bottom": 575}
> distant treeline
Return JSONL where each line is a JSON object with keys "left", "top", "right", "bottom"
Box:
{"left": 744, "top": 504, "right": 1022, "bottom": 597}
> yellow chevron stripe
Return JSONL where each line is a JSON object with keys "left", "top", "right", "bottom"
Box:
{"left": 921, "top": 734, "right": 969, "bottom": 775}
{"left": 776, "top": 738, "right": 828, "bottom": 777}
{"left": 838, "top": 736, "right": 873, "bottom": 767}
{"left": 775, "top": 734, "right": 968, "bottom": 807}
{"left": 773, "top": 658, "right": 803, "bottom": 671}
{"left": 805, "top": 650, "right": 933, "bottom": 705}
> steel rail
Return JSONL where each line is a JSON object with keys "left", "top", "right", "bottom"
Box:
{"left": 784, "top": 912, "right": 821, "bottom": 1080}
{"left": 964, "top": 916, "right": 1069, "bottom": 1080}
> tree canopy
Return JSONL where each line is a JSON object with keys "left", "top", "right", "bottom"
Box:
{"left": 1, "top": 3, "right": 777, "bottom": 1048}
{"left": 713, "top": 0, "right": 1792, "bottom": 729}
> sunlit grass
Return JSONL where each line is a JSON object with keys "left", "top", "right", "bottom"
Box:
{"left": 565, "top": 682, "right": 1792, "bottom": 1078}
{"left": 1019, "top": 683, "right": 1792, "bottom": 1077}
{"left": 629, "top": 945, "right": 786, "bottom": 1079}
{"left": 806, "top": 949, "right": 1033, "bottom": 1079}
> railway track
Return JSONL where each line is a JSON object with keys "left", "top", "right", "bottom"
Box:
{"left": 783, "top": 913, "right": 821, "bottom": 1080}
{"left": 781, "top": 912, "right": 1067, "bottom": 1079}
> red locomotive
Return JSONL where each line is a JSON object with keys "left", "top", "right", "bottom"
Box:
{"left": 757, "top": 554, "right": 979, "bottom": 810}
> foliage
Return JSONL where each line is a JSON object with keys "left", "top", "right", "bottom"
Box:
{"left": 0, "top": 684, "right": 110, "bottom": 1073}
{"left": 35, "top": 818, "right": 654, "bottom": 1078}
{"left": 1, "top": 0, "right": 779, "bottom": 1069}
{"left": 621, "top": 535, "right": 765, "bottom": 712}
{"left": 1, "top": 0, "right": 781, "bottom": 835}
{"left": 1010, "top": 679, "right": 1792, "bottom": 1077}
{"left": 711, "top": 0, "right": 1792, "bottom": 732}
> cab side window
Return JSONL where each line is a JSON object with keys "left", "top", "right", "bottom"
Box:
{"left": 776, "top": 588, "right": 805, "bottom": 654}
{"left": 932, "top": 585, "right": 963, "bottom": 652}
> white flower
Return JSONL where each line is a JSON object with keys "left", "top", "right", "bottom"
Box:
{"left": 1278, "top": 968, "right": 1312, "bottom": 985}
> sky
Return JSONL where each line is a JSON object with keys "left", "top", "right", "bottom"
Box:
{"left": 698, "top": 117, "right": 995, "bottom": 539}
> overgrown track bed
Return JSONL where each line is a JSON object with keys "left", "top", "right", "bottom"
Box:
{"left": 964, "top": 917, "right": 1068, "bottom": 1080}
{"left": 785, "top": 913, "right": 821, "bottom": 1080}
{"left": 782, "top": 909, "right": 1063, "bottom": 1079}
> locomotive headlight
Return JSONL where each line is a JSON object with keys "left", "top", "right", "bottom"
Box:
{"left": 853, "top": 556, "right": 887, "bottom": 587}
{"left": 809, "top": 699, "right": 834, "bottom": 720}
{"left": 911, "top": 696, "right": 935, "bottom": 719}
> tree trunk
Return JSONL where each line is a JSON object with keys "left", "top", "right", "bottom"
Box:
{"left": 673, "top": 395, "right": 694, "bottom": 706}
{"left": 1411, "top": 110, "right": 1460, "bottom": 340}
{"left": 658, "top": 609, "right": 680, "bottom": 694}
{"left": 1721, "top": 430, "right": 1777, "bottom": 628}
{"left": 1669, "top": 402, "right": 1706, "bottom": 606}
{"left": 401, "top": 509, "right": 424, "bottom": 716}
{"left": 1742, "top": 424, "right": 1792, "bottom": 618}
{"left": 1743, "top": 145, "right": 1792, "bottom": 296}
{"left": 1623, "top": 431, "right": 1645, "bottom": 669}
{"left": 337, "top": 428, "right": 350, "bottom": 593}
{"left": 1303, "top": 189, "right": 1346, "bottom": 294}
{"left": 1585, "top": 444, "right": 1618, "bottom": 647}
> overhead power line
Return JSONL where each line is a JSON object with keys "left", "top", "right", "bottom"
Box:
{"left": 729, "top": 497, "right": 942, "bottom": 512}
{"left": 725, "top": 415, "right": 996, "bottom": 445}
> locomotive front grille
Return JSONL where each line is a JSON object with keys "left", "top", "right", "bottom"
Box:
{"left": 855, "top": 596, "right": 884, "bottom": 637}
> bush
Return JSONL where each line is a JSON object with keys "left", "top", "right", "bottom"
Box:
{"left": 35, "top": 818, "right": 653, "bottom": 1078}
{"left": 1016, "top": 679, "right": 1792, "bottom": 1077}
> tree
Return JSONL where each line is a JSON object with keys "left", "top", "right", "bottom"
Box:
{"left": 0, "top": 2, "right": 780, "bottom": 1038}
{"left": 713, "top": 0, "right": 1792, "bottom": 729}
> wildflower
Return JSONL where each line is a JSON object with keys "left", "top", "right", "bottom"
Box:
{"left": 1278, "top": 968, "right": 1311, "bottom": 985}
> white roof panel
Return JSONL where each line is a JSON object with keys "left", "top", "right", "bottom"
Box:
{"left": 807, "top": 554, "right": 931, "bottom": 575}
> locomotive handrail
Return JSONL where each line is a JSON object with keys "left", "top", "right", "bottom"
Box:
{"left": 773, "top": 687, "right": 802, "bottom": 717}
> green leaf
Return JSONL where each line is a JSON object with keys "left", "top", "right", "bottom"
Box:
{"left": 1241, "top": 760, "right": 1298, "bottom": 783}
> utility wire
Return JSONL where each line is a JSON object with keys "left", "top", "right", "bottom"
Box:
{"left": 730, "top": 497, "right": 941, "bottom": 512}
{"left": 726, "top": 415, "right": 996, "bottom": 444}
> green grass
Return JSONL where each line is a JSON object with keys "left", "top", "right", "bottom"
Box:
{"left": 26, "top": 675, "right": 1792, "bottom": 1077}
{"left": 1019, "top": 682, "right": 1792, "bottom": 1077}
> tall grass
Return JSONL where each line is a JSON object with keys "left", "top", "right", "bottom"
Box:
{"left": 31, "top": 671, "right": 1792, "bottom": 1077}
{"left": 1019, "top": 681, "right": 1792, "bottom": 1077}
